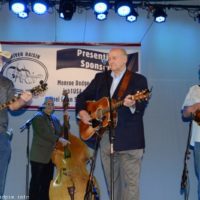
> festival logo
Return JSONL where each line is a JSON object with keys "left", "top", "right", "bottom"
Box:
{"left": 1, "top": 52, "right": 48, "bottom": 91}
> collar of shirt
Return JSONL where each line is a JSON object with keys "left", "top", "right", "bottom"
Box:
{"left": 110, "top": 68, "right": 126, "bottom": 97}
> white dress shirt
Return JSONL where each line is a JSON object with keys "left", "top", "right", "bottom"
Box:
{"left": 110, "top": 69, "right": 135, "bottom": 113}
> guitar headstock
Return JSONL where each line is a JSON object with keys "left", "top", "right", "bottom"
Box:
{"left": 132, "top": 89, "right": 152, "bottom": 102}
{"left": 30, "top": 80, "right": 48, "bottom": 96}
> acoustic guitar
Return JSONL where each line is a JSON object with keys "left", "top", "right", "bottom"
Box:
{"left": 79, "top": 89, "right": 151, "bottom": 141}
{"left": 0, "top": 80, "right": 48, "bottom": 111}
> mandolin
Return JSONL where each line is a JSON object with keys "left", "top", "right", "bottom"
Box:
{"left": 79, "top": 89, "right": 151, "bottom": 141}
{"left": 0, "top": 80, "right": 48, "bottom": 110}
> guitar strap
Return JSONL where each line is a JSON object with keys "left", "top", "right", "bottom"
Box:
{"left": 117, "top": 70, "right": 132, "bottom": 100}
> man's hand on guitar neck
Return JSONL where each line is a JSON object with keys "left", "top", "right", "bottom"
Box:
{"left": 9, "top": 91, "right": 32, "bottom": 111}
{"left": 123, "top": 94, "right": 136, "bottom": 108}
{"left": 79, "top": 110, "right": 92, "bottom": 125}
{"left": 123, "top": 94, "right": 136, "bottom": 114}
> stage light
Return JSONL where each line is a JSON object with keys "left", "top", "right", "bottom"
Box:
{"left": 126, "top": 8, "right": 138, "bottom": 22}
{"left": 115, "top": 0, "right": 132, "bottom": 17}
{"left": 153, "top": 7, "right": 167, "bottom": 23}
{"left": 59, "top": 0, "right": 76, "bottom": 20}
{"left": 96, "top": 12, "right": 107, "bottom": 20}
{"left": 32, "top": 0, "right": 48, "bottom": 14}
{"left": 9, "top": 0, "right": 26, "bottom": 14}
{"left": 18, "top": 8, "right": 29, "bottom": 18}
{"left": 94, "top": 0, "right": 108, "bottom": 14}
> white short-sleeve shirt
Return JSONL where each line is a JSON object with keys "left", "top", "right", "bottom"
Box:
{"left": 182, "top": 85, "right": 200, "bottom": 146}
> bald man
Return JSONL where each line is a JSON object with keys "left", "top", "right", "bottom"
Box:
{"left": 76, "top": 48, "right": 149, "bottom": 200}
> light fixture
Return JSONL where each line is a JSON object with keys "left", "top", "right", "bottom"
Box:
{"left": 32, "top": 0, "right": 48, "bottom": 15}
{"left": 59, "top": 0, "right": 76, "bottom": 20}
{"left": 96, "top": 12, "right": 107, "bottom": 20}
{"left": 153, "top": 7, "right": 167, "bottom": 23}
{"left": 18, "top": 8, "right": 29, "bottom": 18}
{"left": 126, "top": 8, "right": 138, "bottom": 22}
{"left": 94, "top": 0, "right": 109, "bottom": 14}
{"left": 9, "top": 0, "right": 27, "bottom": 14}
{"left": 115, "top": 0, "right": 132, "bottom": 17}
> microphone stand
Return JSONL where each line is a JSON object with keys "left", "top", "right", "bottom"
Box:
{"left": 104, "top": 67, "right": 115, "bottom": 200}
{"left": 84, "top": 124, "right": 102, "bottom": 200}
{"left": 180, "top": 120, "right": 192, "bottom": 200}
{"left": 20, "top": 114, "right": 37, "bottom": 197}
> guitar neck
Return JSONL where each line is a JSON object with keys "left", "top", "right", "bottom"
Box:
{"left": 102, "top": 99, "right": 123, "bottom": 115}
{"left": 101, "top": 90, "right": 149, "bottom": 115}
{"left": 0, "top": 81, "right": 48, "bottom": 111}
{"left": 0, "top": 95, "right": 20, "bottom": 111}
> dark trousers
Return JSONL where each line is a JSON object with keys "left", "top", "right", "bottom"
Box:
{"left": 29, "top": 160, "right": 54, "bottom": 200}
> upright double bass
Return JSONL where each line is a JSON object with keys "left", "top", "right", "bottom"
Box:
{"left": 49, "top": 91, "right": 99, "bottom": 200}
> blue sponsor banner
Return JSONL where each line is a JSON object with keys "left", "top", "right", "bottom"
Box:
{"left": 56, "top": 48, "right": 139, "bottom": 72}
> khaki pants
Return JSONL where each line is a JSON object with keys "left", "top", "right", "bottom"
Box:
{"left": 100, "top": 132, "right": 144, "bottom": 200}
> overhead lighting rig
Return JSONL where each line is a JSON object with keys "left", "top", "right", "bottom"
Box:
{"left": 6, "top": 0, "right": 200, "bottom": 23}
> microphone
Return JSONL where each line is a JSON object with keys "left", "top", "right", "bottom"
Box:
{"left": 20, "top": 113, "right": 38, "bottom": 132}
{"left": 101, "top": 59, "right": 108, "bottom": 66}
{"left": 102, "top": 59, "right": 108, "bottom": 73}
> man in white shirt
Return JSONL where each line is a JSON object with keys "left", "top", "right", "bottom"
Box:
{"left": 182, "top": 84, "right": 200, "bottom": 200}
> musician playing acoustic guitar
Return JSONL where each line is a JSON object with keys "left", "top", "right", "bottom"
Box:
{"left": 76, "top": 48, "right": 149, "bottom": 200}
{"left": 0, "top": 49, "right": 32, "bottom": 198}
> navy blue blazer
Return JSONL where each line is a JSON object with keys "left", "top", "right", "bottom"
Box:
{"left": 76, "top": 70, "right": 148, "bottom": 151}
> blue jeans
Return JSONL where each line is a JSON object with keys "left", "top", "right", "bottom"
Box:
{"left": 0, "top": 133, "right": 11, "bottom": 197}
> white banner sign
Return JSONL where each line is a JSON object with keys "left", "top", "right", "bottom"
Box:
{"left": 0, "top": 43, "right": 141, "bottom": 109}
